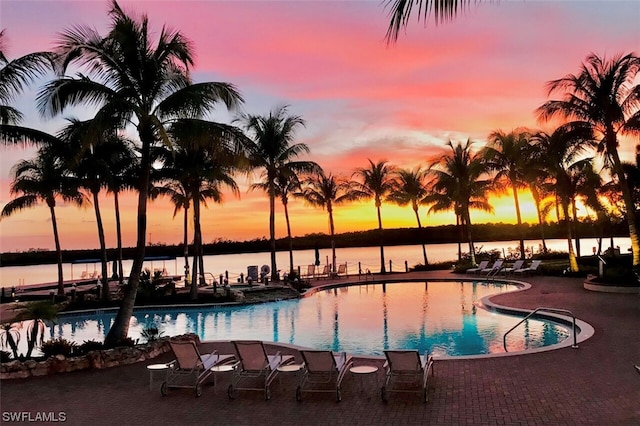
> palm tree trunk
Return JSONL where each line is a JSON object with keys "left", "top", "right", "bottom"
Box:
{"left": 511, "top": 183, "right": 525, "bottom": 259}
{"left": 269, "top": 185, "right": 277, "bottom": 281}
{"left": 114, "top": 190, "right": 124, "bottom": 284}
{"left": 93, "top": 190, "right": 110, "bottom": 301}
{"left": 456, "top": 213, "right": 462, "bottom": 261}
{"left": 610, "top": 147, "right": 640, "bottom": 266}
{"left": 464, "top": 207, "right": 476, "bottom": 266}
{"left": 571, "top": 198, "right": 581, "bottom": 258}
{"left": 283, "top": 199, "right": 294, "bottom": 275}
{"left": 530, "top": 185, "right": 547, "bottom": 253}
{"left": 328, "top": 203, "right": 336, "bottom": 274}
{"left": 105, "top": 131, "right": 152, "bottom": 346}
{"left": 183, "top": 204, "right": 190, "bottom": 286}
{"left": 198, "top": 241, "right": 205, "bottom": 288}
{"left": 563, "top": 200, "right": 579, "bottom": 272}
{"left": 49, "top": 204, "right": 64, "bottom": 296}
{"left": 376, "top": 202, "right": 386, "bottom": 274}
{"left": 413, "top": 204, "right": 428, "bottom": 265}
{"left": 191, "top": 195, "right": 201, "bottom": 300}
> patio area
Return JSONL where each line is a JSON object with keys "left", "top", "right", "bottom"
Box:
{"left": 1, "top": 272, "right": 639, "bottom": 425}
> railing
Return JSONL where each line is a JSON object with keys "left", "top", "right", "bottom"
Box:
{"left": 503, "top": 307, "right": 579, "bottom": 352}
{"left": 197, "top": 272, "right": 217, "bottom": 286}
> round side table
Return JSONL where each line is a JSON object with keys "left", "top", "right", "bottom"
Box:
{"left": 147, "top": 363, "right": 170, "bottom": 391}
{"left": 350, "top": 365, "right": 379, "bottom": 394}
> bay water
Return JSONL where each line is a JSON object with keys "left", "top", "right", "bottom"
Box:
{"left": 0, "top": 237, "right": 631, "bottom": 289}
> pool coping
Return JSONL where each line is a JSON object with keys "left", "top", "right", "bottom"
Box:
{"left": 55, "top": 275, "right": 596, "bottom": 361}
{"left": 304, "top": 276, "right": 596, "bottom": 360}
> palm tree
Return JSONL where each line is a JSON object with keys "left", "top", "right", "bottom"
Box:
{"left": 1, "top": 146, "right": 86, "bottom": 296}
{"left": 570, "top": 159, "right": 606, "bottom": 258}
{"left": 241, "top": 105, "right": 318, "bottom": 281}
{"left": 58, "top": 118, "right": 131, "bottom": 301}
{"left": 353, "top": 159, "right": 397, "bottom": 274}
{"left": 483, "top": 129, "right": 531, "bottom": 259}
{"left": 0, "top": 29, "right": 52, "bottom": 128}
{"left": 156, "top": 118, "right": 245, "bottom": 299}
{"left": 252, "top": 170, "right": 301, "bottom": 276}
{"left": 296, "top": 170, "right": 362, "bottom": 274}
{"left": 531, "top": 124, "right": 594, "bottom": 272}
{"left": 424, "top": 177, "right": 464, "bottom": 261}
{"left": 38, "top": 0, "right": 244, "bottom": 345}
{"left": 384, "top": 0, "right": 478, "bottom": 42}
{"left": 537, "top": 52, "right": 640, "bottom": 267}
{"left": 104, "top": 137, "right": 137, "bottom": 284}
{"left": 523, "top": 167, "right": 551, "bottom": 254}
{"left": 426, "top": 140, "right": 493, "bottom": 266}
{"left": 387, "top": 167, "right": 430, "bottom": 265}
{"left": 153, "top": 180, "right": 192, "bottom": 286}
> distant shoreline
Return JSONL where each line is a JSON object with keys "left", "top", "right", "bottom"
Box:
{"left": 1, "top": 221, "right": 629, "bottom": 267}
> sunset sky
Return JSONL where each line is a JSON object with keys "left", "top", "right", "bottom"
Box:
{"left": 1, "top": 0, "right": 639, "bottom": 252}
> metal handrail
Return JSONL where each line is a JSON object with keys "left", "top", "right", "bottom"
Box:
{"left": 503, "top": 307, "right": 578, "bottom": 352}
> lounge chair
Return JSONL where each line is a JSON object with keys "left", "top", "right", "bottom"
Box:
{"left": 317, "top": 264, "right": 330, "bottom": 280}
{"left": 513, "top": 260, "right": 542, "bottom": 276}
{"left": 501, "top": 259, "right": 525, "bottom": 275}
{"left": 228, "top": 340, "right": 295, "bottom": 400}
{"left": 331, "top": 263, "right": 348, "bottom": 279}
{"left": 296, "top": 350, "right": 353, "bottom": 402}
{"left": 160, "top": 341, "right": 236, "bottom": 397}
{"left": 466, "top": 260, "right": 489, "bottom": 274}
{"left": 481, "top": 259, "right": 504, "bottom": 276}
{"left": 302, "top": 265, "right": 316, "bottom": 280}
{"left": 381, "top": 350, "right": 434, "bottom": 402}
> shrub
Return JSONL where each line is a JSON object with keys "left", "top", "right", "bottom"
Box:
{"left": 140, "top": 327, "right": 164, "bottom": 342}
{"left": 77, "top": 339, "right": 104, "bottom": 355}
{"left": 411, "top": 261, "right": 456, "bottom": 272}
{"left": 597, "top": 266, "right": 639, "bottom": 286}
{"left": 104, "top": 337, "right": 137, "bottom": 349}
{"left": 534, "top": 250, "right": 570, "bottom": 261}
{"left": 41, "top": 338, "right": 77, "bottom": 358}
{"left": 452, "top": 260, "right": 474, "bottom": 274}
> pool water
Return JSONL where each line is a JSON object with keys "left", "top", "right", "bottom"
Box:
{"left": 40, "top": 281, "right": 570, "bottom": 357}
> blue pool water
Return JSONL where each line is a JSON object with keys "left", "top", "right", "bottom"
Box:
{"left": 42, "top": 281, "right": 569, "bottom": 357}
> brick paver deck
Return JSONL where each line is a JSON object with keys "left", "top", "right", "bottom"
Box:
{"left": 1, "top": 272, "right": 639, "bottom": 425}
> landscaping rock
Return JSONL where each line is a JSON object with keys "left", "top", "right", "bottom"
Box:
{"left": 0, "top": 335, "right": 182, "bottom": 379}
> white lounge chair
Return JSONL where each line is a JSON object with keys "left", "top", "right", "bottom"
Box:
{"left": 160, "top": 340, "right": 236, "bottom": 397}
{"left": 228, "top": 340, "right": 295, "bottom": 400}
{"left": 466, "top": 260, "right": 489, "bottom": 274}
{"left": 501, "top": 260, "right": 525, "bottom": 275}
{"left": 301, "top": 265, "right": 316, "bottom": 280}
{"left": 381, "top": 350, "right": 434, "bottom": 402}
{"left": 331, "top": 262, "right": 348, "bottom": 279}
{"left": 317, "top": 264, "right": 330, "bottom": 280}
{"left": 513, "top": 260, "right": 542, "bottom": 276}
{"left": 481, "top": 259, "right": 504, "bottom": 276}
{"left": 296, "top": 350, "right": 353, "bottom": 401}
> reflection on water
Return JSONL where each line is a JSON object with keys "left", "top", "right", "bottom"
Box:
{"left": 25, "top": 281, "right": 570, "bottom": 357}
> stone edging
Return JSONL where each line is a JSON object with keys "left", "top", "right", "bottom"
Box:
{"left": 0, "top": 334, "right": 199, "bottom": 380}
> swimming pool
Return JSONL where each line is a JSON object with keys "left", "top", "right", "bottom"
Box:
{"left": 41, "top": 280, "right": 575, "bottom": 357}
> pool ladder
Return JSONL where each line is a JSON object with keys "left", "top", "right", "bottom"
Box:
{"left": 503, "top": 307, "right": 579, "bottom": 352}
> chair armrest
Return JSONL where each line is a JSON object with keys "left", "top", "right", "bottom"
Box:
{"left": 335, "top": 352, "right": 347, "bottom": 370}
{"left": 268, "top": 351, "right": 282, "bottom": 370}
